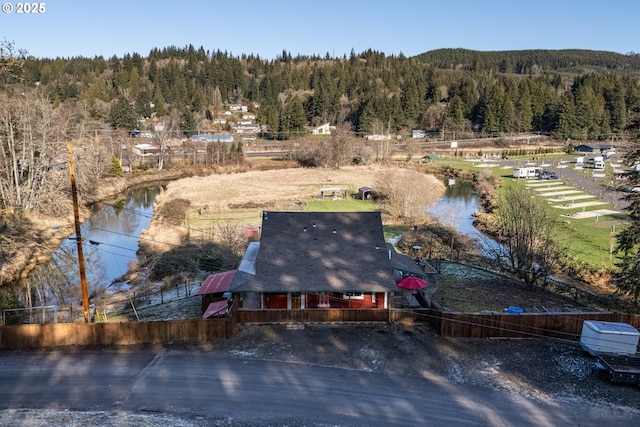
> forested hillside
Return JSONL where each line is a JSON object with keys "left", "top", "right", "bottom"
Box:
{"left": 416, "top": 48, "right": 640, "bottom": 74}
{"left": 2, "top": 44, "right": 639, "bottom": 142}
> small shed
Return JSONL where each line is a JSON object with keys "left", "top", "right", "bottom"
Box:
{"left": 580, "top": 320, "right": 640, "bottom": 356}
{"left": 358, "top": 187, "right": 374, "bottom": 200}
{"left": 195, "top": 270, "right": 235, "bottom": 317}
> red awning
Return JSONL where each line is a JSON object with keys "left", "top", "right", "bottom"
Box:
{"left": 196, "top": 270, "right": 236, "bottom": 295}
{"left": 397, "top": 276, "right": 428, "bottom": 290}
{"left": 202, "top": 300, "right": 229, "bottom": 318}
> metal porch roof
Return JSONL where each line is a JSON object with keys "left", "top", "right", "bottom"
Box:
{"left": 196, "top": 270, "right": 236, "bottom": 295}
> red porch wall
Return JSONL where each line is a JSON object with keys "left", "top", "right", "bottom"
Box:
{"left": 264, "top": 293, "right": 288, "bottom": 309}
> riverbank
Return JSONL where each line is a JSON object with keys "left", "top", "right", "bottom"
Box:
{"left": 0, "top": 169, "right": 192, "bottom": 286}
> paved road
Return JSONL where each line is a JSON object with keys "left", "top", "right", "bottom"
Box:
{"left": 499, "top": 156, "right": 630, "bottom": 211}
{"left": 0, "top": 348, "right": 637, "bottom": 426}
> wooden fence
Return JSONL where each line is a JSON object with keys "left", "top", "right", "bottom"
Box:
{"left": 427, "top": 311, "right": 640, "bottom": 339}
{"left": 0, "top": 318, "right": 232, "bottom": 350}
{"left": 1, "top": 305, "right": 638, "bottom": 350}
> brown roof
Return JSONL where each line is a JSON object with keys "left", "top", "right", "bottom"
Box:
{"left": 196, "top": 270, "right": 235, "bottom": 295}
{"left": 230, "top": 211, "right": 397, "bottom": 293}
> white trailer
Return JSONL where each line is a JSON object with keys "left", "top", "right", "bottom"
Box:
{"left": 513, "top": 167, "right": 541, "bottom": 178}
{"left": 513, "top": 168, "right": 528, "bottom": 178}
{"left": 580, "top": 320, "right": 640, "bottom": 356}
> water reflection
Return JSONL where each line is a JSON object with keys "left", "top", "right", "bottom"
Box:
{"left": 427, "top": 179, "right": 500, "bottom": 252}
{"left": 427, "top": 180, "right": 480, "bottom": 237}
{"left": 28, "top": 186, "right": 162, "bottom": 307}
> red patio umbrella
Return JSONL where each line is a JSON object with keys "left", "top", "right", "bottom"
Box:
{"left": 396, "top": 276, "right": 428, "bottom": 290}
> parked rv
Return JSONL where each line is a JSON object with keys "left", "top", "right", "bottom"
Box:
{"left": 513, "top": 168, "right": 528, "bottom": 178}
{"left": 513, "top": 167, "right": 541, "bottom": 178}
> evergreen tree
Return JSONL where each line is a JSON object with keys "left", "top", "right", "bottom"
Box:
{"left": 554, "top": 95, "right": 577, "bottom": 139}
{"left": 135, "top": 90, "right": 153, "bottom": 118}
{"left": 152, "top": 86, "right": 166, "bottom": 117}
{"left": 109, "top": 97, "right": 137, "bottom": 129}
{"left": 181, "top": 109, "right": 195, "bottom": 137}
{"left": 110, "top": 154, "right": 124, "bottom": 177}
{"left": 445, "top": 96, "right": 466, "bottom": 132}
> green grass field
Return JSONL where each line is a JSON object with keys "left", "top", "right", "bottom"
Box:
{"left": 426, "top": 154, "right": 629, "bottom": 271}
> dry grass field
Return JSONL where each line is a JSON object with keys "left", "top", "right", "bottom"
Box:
{"left": 147, "top": 165, "right": 444, "bottom": 246}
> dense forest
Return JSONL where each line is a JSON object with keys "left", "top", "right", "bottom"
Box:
{"left": 2, "top": 43, "right": 640, "bottom": 219}
{"left": 416, "top": 48, "right": 640, "bottom": 74}
{"left": 2, "top": 44, "right": 640, "bottom": 141}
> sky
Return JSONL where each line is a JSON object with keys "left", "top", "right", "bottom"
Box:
{"left": 1, "top": 0, "right": 639, "bottom": 60}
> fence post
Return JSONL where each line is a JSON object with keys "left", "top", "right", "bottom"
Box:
{"left": 160, "top": 288, "right": 164, "bottom": 304}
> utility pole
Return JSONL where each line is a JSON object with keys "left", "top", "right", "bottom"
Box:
{"left": 67, "top": 140, "right": 90, "bottom": 323}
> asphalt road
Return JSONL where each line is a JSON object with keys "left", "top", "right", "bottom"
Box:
{"left": 499, "top": 155, "right": 629, "bottom": 211}
{"left": 0, "top": 348, "right": 637, "bottom": 426}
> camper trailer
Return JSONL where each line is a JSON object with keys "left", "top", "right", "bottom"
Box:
{"left": 592, "top": 155, "right": 605, "bottom": 170}
{"left": 513, "top": 167, "right": 540, "bottom": 178}
{"left": 513, "top": 168, "right": 528, "bottom": 178}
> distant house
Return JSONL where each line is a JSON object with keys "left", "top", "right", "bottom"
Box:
{"left": 235, "top": 124, "right": 260, "bottom": 134}
{"left": 229, "top": 211, "right": 436, "bottom": 310}
{"left": 311, "top": 123, "right": 334, "bottom": 135}
{"left": 132, "top": 143, "right": 160, "bottom": 157}
{"left": 575, "top": 143, "right": 615, "bottom": 154}
{"left": 189, "top": 133, "right": 234, "bottom": 143}
{"left": 412, "top": 129, "right": 426, "bottom": 139}
{"left": 229, "top": 104, "right": 248, "bottom": 112}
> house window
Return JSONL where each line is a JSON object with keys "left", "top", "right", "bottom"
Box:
{"left": 342, "top": 292, "right": 364, "bottom": 300}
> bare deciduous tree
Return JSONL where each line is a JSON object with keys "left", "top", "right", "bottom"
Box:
{"left": 375, "top": 168, "right": 445, "bottom": 220}
{"left": 0, "top": 90, "right": 71, "bottom": 214}
{"left": 326, "top": 122, "right": 353, "bottom": 169}
{"left": 493, "top": 185, "right": 560, "bottom": 289}
{"left": 153, "top": 109, "right": 181, "bottom": 170}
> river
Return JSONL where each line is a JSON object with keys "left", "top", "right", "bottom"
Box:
{"left": 29, "top": 186, "right": 163, "bottom": 307}
{"left": 426, "top": 179, "right": 500, "bottom": 253}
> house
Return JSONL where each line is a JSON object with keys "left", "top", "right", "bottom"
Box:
{"left": 412, "top": 129, "right": 426, "bottom": 139}
{"left": 574, "top": 143, "right": 615, "bottom": 154}
{"left": 311, "top": 123, "right": 334, "bottom": 135}
{"left": 229, "top": 211, "right": 434, "bottom": 310}
{"left": 132, "top": 143, "right": 160, "bottom": 157}
{"left": 235, "top": 124, "right": 260, "bottom": 134}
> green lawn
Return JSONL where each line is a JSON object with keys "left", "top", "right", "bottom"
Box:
{"left": 427, "top": 154, "right": 629, "bottom": 271}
